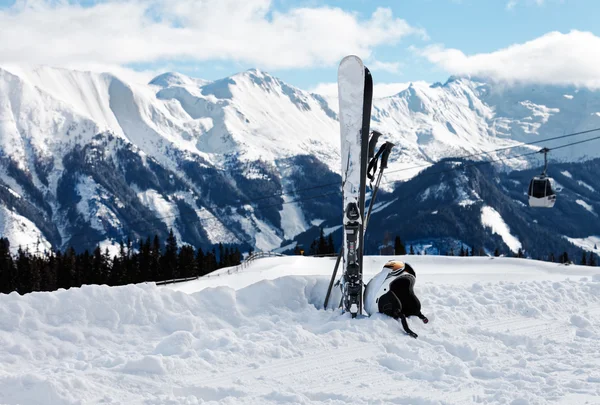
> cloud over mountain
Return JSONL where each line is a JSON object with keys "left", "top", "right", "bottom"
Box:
{"left": 0, "top": 0, "right": 424, "bottom": 69}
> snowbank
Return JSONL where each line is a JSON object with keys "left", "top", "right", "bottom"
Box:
{"left": 1, "top": 256, "right": 600, "bottom": 404}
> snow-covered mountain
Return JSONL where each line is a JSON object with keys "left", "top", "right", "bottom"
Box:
{"left": 283, "top": 158, "right": 600, "bottom": 261}
{"left": 1, "top": 65, "right": 600, "bottom": 253}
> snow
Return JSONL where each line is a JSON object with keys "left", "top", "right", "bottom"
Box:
{"left": 566, "top": 235, "right": 600, "bottom": 253}
{"left": 578, "top": 180, "right": 596, "bottom": 192}
{"left": 311, "top": 219, "right": 325, "bottom": 227}
{"left": 561, "top": 170, "right": 573, "bottom": 179}
{"left": 0, "top": 206, "right": 52, "bottom": 254}
{"left": 480, "top": 206, "right": 522, "bottom": 253}
{"left": 1, "top": 184, "right": 21, "bottom": 199}
{"left": 237, "top": 213, "right": 282, "bottom": 252}
{"left": 4, "top": 65, "right": 600, "bottom": 250}
{"left": 274, "top": 241, "right": 297, "bottom": 254}
{"left": 2, "top": 255, "right": 600, "bottom": 404}
{"left": 197, "top": 207, "right": 239, "bottom": 245}
{"left": 136, "top": 188, "right": 183, "bottom": 240}
{"left": 419, "top": 182, "right": 449, "bottom": 201}
{"left": 76, "top": 175, "right": 121, "bottom": 233}
{"left": 370, "top": 198, "right": 397, "bottom": 214}
{"left": 323, "top": 225, "right": 342, "bottom": 236}
{"left": 97, "top": 239, "right": 122, "bottom": 259}
{"left": 576, "top": 199, "right": 595, "bottom": 214}
{"left": 278, "top": 177, "right": 309, "bottom": 240}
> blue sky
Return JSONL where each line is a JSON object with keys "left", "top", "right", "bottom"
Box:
{"left": 1, "top": 0, "right": 599, "bottom": 94}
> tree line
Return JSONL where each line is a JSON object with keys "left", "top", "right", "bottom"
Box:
{"left": 394, "top": 236, "right": 598, "bottom": 266}
{"left": 0, "top": 230, "right": 242, "bottom": 295}
{"left": 294, "top": 228, "right": 336, "bottom": 256}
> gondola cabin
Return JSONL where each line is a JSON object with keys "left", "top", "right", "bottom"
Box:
{"left": 528, "top": 176, "right": 556, "bottom": 208}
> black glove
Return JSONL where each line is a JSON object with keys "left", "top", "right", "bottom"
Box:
{"left": 418, "top": 313, "right": 429, "bottom": 324}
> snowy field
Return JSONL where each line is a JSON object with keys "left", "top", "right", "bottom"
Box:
{"left": 2, "top": 256, "right": 600, "bottom": 404}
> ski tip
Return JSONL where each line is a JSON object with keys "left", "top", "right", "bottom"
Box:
{"left": 339, "top": 55, "right": 364, "bottom": 67}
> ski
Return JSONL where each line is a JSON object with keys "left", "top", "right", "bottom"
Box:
{"left": 338, "top": 55, "right": 373, "bottom": 317}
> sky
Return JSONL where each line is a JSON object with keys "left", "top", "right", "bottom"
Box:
{"left": 1, "top": 0, "right": 599, "bottom": 97}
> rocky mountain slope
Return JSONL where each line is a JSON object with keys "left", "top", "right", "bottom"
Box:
{"left": 1, "top": 65, "right": 599, "bottom": 254}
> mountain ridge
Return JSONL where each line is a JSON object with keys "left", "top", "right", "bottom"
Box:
{"left": 1, "top": 64, "right": 600, "bottom": 254}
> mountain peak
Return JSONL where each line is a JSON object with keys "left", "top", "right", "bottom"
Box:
{"left": 149, "top": 72, "right": 208, "bottom": 88}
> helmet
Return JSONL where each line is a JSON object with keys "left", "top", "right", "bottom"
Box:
{"left": 383, "top": 260, "right": 416, "bottom": 278}
{"left": 383, "top": 260, "right": 405, "bottom": 271}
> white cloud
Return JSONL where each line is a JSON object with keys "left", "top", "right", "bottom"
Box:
{"left": 310, "top": 81, "right": 429, "bottom": 99}
{"left": 369, "top": 60, "right": 402, "bottom": 74}
{"left": 309, "top": 83, "right": 338, "bottom": 99}
{"left": 507, "top": 0, "right": 543, "bottom": 9}
{"left": 418, "top": 30, "right": 600, "bottom": 88}
{"left": 507, "top": 0, "right": 561, "bottom": 10}
{"left": 0, "top": 0, "right": 425, "bottom": 70}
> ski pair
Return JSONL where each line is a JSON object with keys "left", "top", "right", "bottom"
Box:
{"left": 323, "top": 56, "right": 395, "bottom": 317}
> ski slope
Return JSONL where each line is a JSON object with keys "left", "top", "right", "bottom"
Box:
{"left": 1, "top": 256, "right": 600, "bottom": 404}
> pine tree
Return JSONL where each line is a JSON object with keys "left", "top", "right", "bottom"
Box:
{"left": 110, "top": 255, "right": 124, "bottom": 286}
{"left": 0, "top": 238, "right": 16, "bottom": 294}
{"left": 16, "top": 247, "right": 33, "bottom": 294}
{"left": 76, "top": 249, "right": 92, "bottom": 287}
{"left": 581, "top": 251, "right": 588, "bottom": 266}
{"left": 118, "top": 242, "right": 135, "bottom": 285}
{"left": 233, "top": 247, "right": 242, "bottom": 265}
{"left": 178, "top": 245, "right": 196, "bottom": 278}
{"left": 327, "top": 234, "right": 335, "bottom": 254}
{"left": 309, "top": 240, "right": 317, "bottom": 255}
{"left": 40, "top": 250, "right": 57, "bottom": 292}
{"left": 493, "top": 248, "right": 500, "bottom": 257}
{"left": 293, "top": 245, "right": 302, "bottom": 255}
{"left": 409, "top": 245, "right": 415, "bottom": 255}
{"left": 218, "top": 243, "right": 224, "bottom": 267}
{"left": 549, "top": 252, "right": 555, "bottom": 262}
{"left": 137, "top": 238, "right": 151, "bottom": 283}
{"left": 58, "top": 247, "right": 76, "bottom": 290}
{"left": 150, "top": 235, "right": 161, "bottom": 281}
{"left": 316, "top": 228, "right": 328, "bottom": 255}
{"left": 394, "top": 236, "right": 407, "bottom": 255}
{"left": 449, "top": 247, "right": 454, "bottom": 256}
{"left": 92, "top": 246, "right": 107, "bottom": 285}
{"left": 209, "top": 248, "right": 218, "bottom": 272}
{"left": 459, "top": 245, "right": 465, "bottom": 257}
{"left": 517, "top": 248, "right": 524, "bottom": 258}
{"left": 224, "top": 246, "right": 231, "bottom": 267}
{"left": 196, "top": 247, "right": 206, "bottom": 276}
{"left": 163, "top": 230, "right": 179, "bottom": 279}
{"left": 590, "top": 253, "right": 597, "bottom": 266}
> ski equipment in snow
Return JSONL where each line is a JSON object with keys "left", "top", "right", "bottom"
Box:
{"left": 363, "top": 261, "right": 428, "bottom": 338}
{"left": 337, "top": 55, "right": 373, "bottom": 317}
{"left": 323, "top": 58, "right": 396, "bottom": 314}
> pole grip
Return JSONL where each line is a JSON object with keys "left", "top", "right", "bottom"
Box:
{"left": 381, "top": 142, "right": 395, "bottom": 169}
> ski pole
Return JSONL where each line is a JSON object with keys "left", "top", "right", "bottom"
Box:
{"left": 324, "top": 247, "right": 343, "bottom": 309}
{"left": 364, "top": 142, "right": 394, "bottom": 231}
